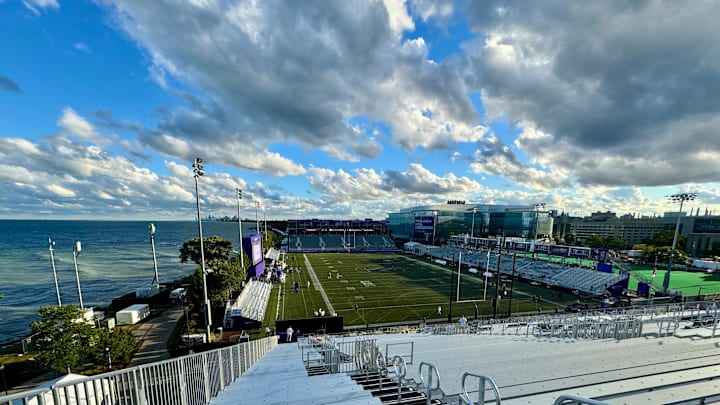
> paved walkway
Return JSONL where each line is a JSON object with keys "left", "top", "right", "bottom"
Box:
{"left": 128, "top": 306, "right": 185, "bottom": 367}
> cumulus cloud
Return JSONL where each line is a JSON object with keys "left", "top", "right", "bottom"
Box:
{"left": 463, "top": 0, "right": 720, "bottom": 188}
{"left": 307, "top": 163, "right": 482, "bottom": 204}
{"left": 103, "top": 0, "right": 483, "bottom": 164}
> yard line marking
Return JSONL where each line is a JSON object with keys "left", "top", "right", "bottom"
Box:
{"left": 303, "top": 254, "right": 335, "bottom": 314}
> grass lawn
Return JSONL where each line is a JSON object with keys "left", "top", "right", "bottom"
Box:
{"left": 625, "top": 264, "right": 720, "bottom": 297}
{"left": 263, "top": 252, "right": 579, "bottom": 328}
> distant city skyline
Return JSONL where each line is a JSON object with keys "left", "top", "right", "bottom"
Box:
{"left": 2, "top": 1, "right": 719, "bottom": 221}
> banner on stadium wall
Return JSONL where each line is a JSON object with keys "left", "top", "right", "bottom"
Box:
{"left": 550, "top": 245, "right": 570, "bottom": 256}
{"left": 569, "top": 247, "right": 591, "bottom": 258}
{"left": 414, "top": 216, "right": 435, "bottom": 232}
{"left": 597, "top": 262, "right": 613, "bottom": 273}
{"left": 534, "top": 244, "right": 550, "bottom": 254}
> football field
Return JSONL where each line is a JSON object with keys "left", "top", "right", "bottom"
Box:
{"left": 263, "top": 252, "right": 578, "bottom": 329}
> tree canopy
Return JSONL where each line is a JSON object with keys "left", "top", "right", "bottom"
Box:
{"left": 180, "top": 236, "right": 234, "bottom": 268}
{"left": 181, "top": 236, "right": 246, "bottom": 311}
{"left": 31, "top": 305, "right": 137, "bottom": 373}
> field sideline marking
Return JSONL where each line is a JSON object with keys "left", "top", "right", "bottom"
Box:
{"left": 303, "top": 254, "right": 335, "bottom": 314}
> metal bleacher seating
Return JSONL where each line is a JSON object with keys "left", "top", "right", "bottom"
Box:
{"left": 550, "top": 268, "right": 626, "bottom": 295}
{"left": 223, "top": 279, "right": 272, "bottom": 324}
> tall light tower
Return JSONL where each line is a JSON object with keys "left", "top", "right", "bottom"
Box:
{"left": 263, "top": 206, "right": 268, "bottom": 242}
{"left": 470, "top": 207, "right": 478, "bottom": 239}
{"left": 193, "top": 157, "right": 212, "bottom": 343}
{"left": 149, "top": 223, "right": 159, "bottom": 285}
{"left": 72, "top": 240, "right": 84, "bottom": 309}
{"left": 255, "top": 201, "right": 261, "bottom": 237}
{"left": 49, "top": 238, "right": 61, "bottom": 306}
{"left": 432, "top": 211, "right": 438, "bottom": 246}
{"left": 662, "top": 192, "right": 697, "bottom": 292}
{"left": 236, "top": 188, "right": 245, "bottom": 270}
{"left": 532, "top": 203, "right": 546, "bottom": 242}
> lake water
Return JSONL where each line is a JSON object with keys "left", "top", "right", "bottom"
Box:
{"left": 0, "top": 220, "right": 258, "bottom": 343}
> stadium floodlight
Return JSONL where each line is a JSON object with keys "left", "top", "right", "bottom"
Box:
{"left": 49, "top": 238, "right": 61, "bottom": 306}
{"left": 531, "top": 203, "right": 546, "bottom": 243}
{"left": 432, "top": 211, "right": 438, "bottom": 246}
{"left": 193, "top": 157, "right": 212, "bottom": 343}
{"left": 255, "top": 201, "right": 261, "bottom": 237}
{"left": 662, "top": 192, "right": 698, "bottom": 292}
{"left": 149, "top": 223, "right": 159, "bottom": 285}
{"left": 72, "top": 240, "right": 84, "bottom": 309}
{"left": 236, "top": 188, "right": 244, "bottom": 269}
{"left": 470, "top": 208, "right": 478, "bottom": 239}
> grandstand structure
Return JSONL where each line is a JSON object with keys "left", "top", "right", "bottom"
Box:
{"left": 437, "top": 237, "right": 628, "bottom": 297}
{"left": 223, "top": 279, "right": 272, "bottom": 330}
{"left": 287, "top": 219, "right": 398, "bottom": 253}
{"left": 7, "top": 303, "right": 720, "bottom": 404}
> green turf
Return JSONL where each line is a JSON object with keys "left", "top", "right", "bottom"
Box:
{"left": 264, "top": 252, "right": 578, "bottom": 328}
{"left": 624, "top": 264, "right": 720, "bottom": 297}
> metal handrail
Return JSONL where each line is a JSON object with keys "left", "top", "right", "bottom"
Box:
{"left": 0, "top": 336, "right": 278, "bottom": 405}
{"left": 553, "top": 394, "right": 610, "bottom": 405}
{"left": 418, "top": 361, "right": 441, "bottom": 405}
{"left": 459, "top": 372, "right": 501, "bottom": 404}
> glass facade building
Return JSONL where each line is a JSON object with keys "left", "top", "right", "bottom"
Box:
{"left": 387, "top": 203, "right": 553, "bottom": 245}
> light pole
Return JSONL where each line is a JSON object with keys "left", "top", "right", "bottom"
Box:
{"left": 104, "top": 347, "right": 112, "bottom": 371}
{"left": 483, "top": 247, "right": 491, "bottom": 301}
{"left": 255, "top": 201, "right": 261, "bottom": 237}
{"left": 49, "top": 238, "right": 61, "bottom": 306}
{"left": 193, "top": 157, "right": 212, "bottom": 343}
{"left": 663, "top": 192, "right": 697, "bottom": 292}
{"left": 470, "top": 208, "right": 477, "bottom": 239}
{"left": 149, "top": 223, "right": 159, "bottom": 285}
{"left": 432, "top": 211, "right": 438, "bottom": 246}
{"left": 263, "top": 206, "right": 268, "bottom": 242}
{"left": 236, "top": 188, "right": 245, "bottom": 270}
{"left": 72, "top": 240, "right": 84, "bottom": 309}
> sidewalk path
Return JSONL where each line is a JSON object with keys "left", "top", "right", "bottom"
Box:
{"left": 128, "top": 306, "right": 185, "bottom": 367}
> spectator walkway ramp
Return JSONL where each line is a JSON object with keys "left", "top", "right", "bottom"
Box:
{"left": 210, "top": 343, "right": 381, "bottom": 405}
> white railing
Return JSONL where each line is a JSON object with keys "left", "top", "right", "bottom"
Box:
{"left": 0, "top": 336, "right": 277, "bottom": 405}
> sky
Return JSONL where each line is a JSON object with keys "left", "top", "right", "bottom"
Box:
{"left": 1, "top": 0, "right": 719, "bottom": 221}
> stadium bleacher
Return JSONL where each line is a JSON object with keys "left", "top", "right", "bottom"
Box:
{"left": 286, "top": 219, "right": 400, "bottom": 253}
{"left": 223, "top": 279, "right": 272, "bottom": 328}
{"left": 423, "top": 245, "right": 627, "bottom": 297}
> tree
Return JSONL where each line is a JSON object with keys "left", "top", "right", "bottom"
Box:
{"left": 650, "top": 230, "right": 686, "bottom": 249}
{"left": 31, "top": 305, "right": 96, "bottom": 373}
{"left": 180, "top": 236, "right": 234, "bottom": 268}
{"left": 585, "top": 235, "right": 605, "bottom": 248}
{"left": 182, "top": 236, "right": 246, "bottom": 311}
{"left": 91, "top": 328, "right": 137, "bottom": 368}
{"left": 605, "top": 236, "right": 629, "bottom": 250}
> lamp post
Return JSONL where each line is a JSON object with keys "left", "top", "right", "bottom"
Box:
{"left": 49, "top": 238, "right": 61, "bottom": 306}
{"left": 236, "top": 189, "right": 245, "bottom": 270}
{"left": 193, "top": 157, "right": 212, "bottom": 343}
{"left": 0, "top": 364, "right": 7, "bottom": 396}
{"left": 432, "top": 211, "right": 438, "bottom": 246}
{"left": 149, "top": 223, "right": 159, "bottom": 285}
{"left": 263, "top": 206, "right": 268, "bottom": 242}
{"left": 72, "top": 240, "right": 84, "bottom": 309}
{"left": 483, "top": 247, "right": 491, "bottom": 301}
{"left": 470, "top": 208, "right": 477, "bottom": 239}
{"left": 255, "top": 201, "right": 261, "bottom": 237}
{"left": 104, "top": 347, "right": 112, "bottom": 371}
{"left": 662, "top": 192, "right": 697, "bottom": 292}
